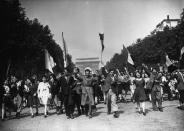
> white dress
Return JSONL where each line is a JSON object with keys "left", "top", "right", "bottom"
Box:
{"left": 130, "top": 76, "right": 136, "bottom": 94}
{"left": 37, "top": 82, "right": 51, "bottom": 105}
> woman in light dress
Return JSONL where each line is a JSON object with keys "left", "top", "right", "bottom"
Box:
{"left": 37, "top": 75, "right": 51, "bottom": 118}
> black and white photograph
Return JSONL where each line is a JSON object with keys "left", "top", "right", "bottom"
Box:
{"left": 0, "top": 0, "right": 184, "bottom": 131}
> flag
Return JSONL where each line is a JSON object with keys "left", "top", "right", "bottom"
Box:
{"left": 122, "top": 45, "right": 134, "bottom": 65}
{"left": 99, "top": 33, "right": 104, "bottom": 52}
{"left": 45, "top": 49, "right": 56, "bottom": 73}
{"left": 165, "top": 53, "right": 173, "bottom": 67}
{"left": 62, "top": 32, "right": 68, "bottom": 67}
{"left": 180, "top": 46, "right": 184, "bottom": 59}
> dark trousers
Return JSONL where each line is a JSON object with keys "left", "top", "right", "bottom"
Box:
{"left": 63, "top": 95, "right": 74, "bottom": 116}
{"left": 178, "top": 90, "right": 184, "bottom": 104}
{"left": 33, "top": 96, "right": 39, "bottom": 113}
{"left": 167, "top": 89, "right": 172, "bottom": 100}
{"left": 73, "top": 93, "right": 81, "bottom": 114}
{"left": 107, "top": 93, "right": 111, "bottom": 113}
{"left": 151, "top": 91, "right": 162, "bottom": 109}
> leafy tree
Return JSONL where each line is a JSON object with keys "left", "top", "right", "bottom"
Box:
{"left": 0, "top": 0, "right": 65, "bottom": 82}
{"left": 106, "top": 9, "right": 184, "bottom": 71}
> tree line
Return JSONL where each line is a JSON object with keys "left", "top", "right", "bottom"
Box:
{"left": 0, "top": 0, "right": 68, "bottom": 83}
{"left": 106, "top": 9, "right": 184, "bottom": 72}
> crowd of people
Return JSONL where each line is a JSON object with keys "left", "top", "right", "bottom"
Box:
{"left": 1, "top": 65, "right": 184, "bottom": 121}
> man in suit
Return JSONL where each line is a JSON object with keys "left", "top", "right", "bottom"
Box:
{"left": 60, "top": 69, "right": 75, "bottom": 119}
{"left": 72, "top": 67, "right": 83, "bottom": 116}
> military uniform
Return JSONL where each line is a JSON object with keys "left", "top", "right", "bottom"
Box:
{"left": 150, "top": 73, "right": 163, "bottom": 111}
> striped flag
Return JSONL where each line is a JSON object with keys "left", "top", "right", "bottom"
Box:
{"left": 122, "top": 45, "right": 134, "bottom": 65}
{"left": 45, "top": 49, "right": 56, "bottom": 73}
{"left": 99, "top": 33, "right": 104, "bottom": 52}
{"left": 62, "top": 32, "right": 68, "bottom": 67}
{"left": 165, "top": 53, "right": 173, "bottom": 67}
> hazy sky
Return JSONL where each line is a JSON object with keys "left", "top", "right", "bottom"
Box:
{"left": 20, "top": 0, "right": 183, "bottom": 63}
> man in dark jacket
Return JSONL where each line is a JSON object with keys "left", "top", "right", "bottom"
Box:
{"left": 60, "top": 69, "right": 75, "bottom": 119}
{"left": 72, "top": 67, "right": 83, "bottom": 116}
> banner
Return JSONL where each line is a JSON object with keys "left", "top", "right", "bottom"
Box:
{"left": 45, "top": 49, "right": 56, "bottom": 73}
{"left": 122, "top": 45, "right": 134, "bottom": 65}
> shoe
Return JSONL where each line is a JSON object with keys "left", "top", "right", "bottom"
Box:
{"left": 31, "top": 114, "right": 34, "bottom": 118}
{"left": 35, "top": 112, "right": 39, "bottom": 116}
{"left": 143, "top": 112, "right": 146, "bottom": 116}
{"left": 78, "top": 112, "right": 81, "bottom": 116}
{"left": 153, "top": 108, "right": 158, "bottom": 111}
{"left": 67, "top": 116, "right": 70, "bottom": 119}
{"left": 113, "top": 112, "right": 119, "bottom": 118}
{"left": 159, "top": 108, "right": 163, "bottom": 112}
{"left": 16, "top": 112, "right": 20, "bottom": 118}
{"left": 4, "top": 114, "right": 7, "bottom": 118}
{"left": 70, "top": 114, "right": 74, "bottom": 119}
{"left": 44, "top": 115, "right": 47, "bottom": 118}
{"left": 138, "top": 110, "right": 142, "bottom": 114}
{"left": 88, "top": 115, "right": 92, "bottom": 119}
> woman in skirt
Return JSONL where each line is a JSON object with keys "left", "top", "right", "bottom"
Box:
{"left": 133, "top": 72, "right": 147, "bottom": 116}
{"left": 37, "top": 75, "right": 51, "bottom": 118}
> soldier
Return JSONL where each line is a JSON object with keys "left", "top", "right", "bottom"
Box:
{"left": 150, "top": 69, "right": 163, "bottom": 112}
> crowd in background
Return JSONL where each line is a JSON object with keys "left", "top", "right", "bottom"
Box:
{"left": 1, "top": 65, "right": 184, "bottom": 121}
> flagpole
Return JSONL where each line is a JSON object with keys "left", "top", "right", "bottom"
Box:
{"left": 101, "top": 50, "right": 103, "bottom": 65}
{"left": 6, "top": 59, "right": 11, "bottom": 78}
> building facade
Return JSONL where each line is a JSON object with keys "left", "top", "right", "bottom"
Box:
{"left": 152, "top": 15, "right": 180, "bottom": 34}
{"left": 75, "top": 57, "right": 100, "bottom": 74}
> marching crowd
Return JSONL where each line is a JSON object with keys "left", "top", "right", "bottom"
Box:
{"left": 1, "top": 65, "right": 184, "bottom": 121}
